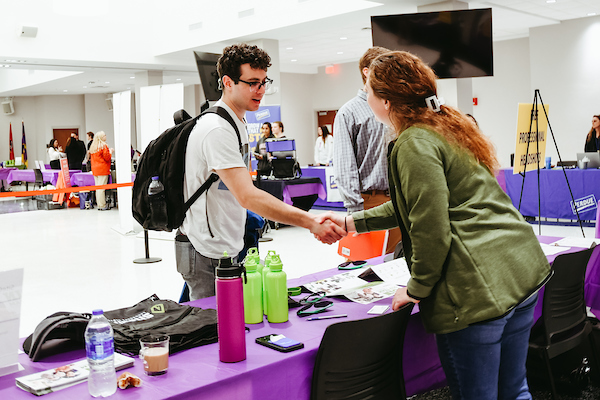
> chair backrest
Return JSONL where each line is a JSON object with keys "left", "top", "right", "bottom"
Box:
{"left": 33, "top": 168, "right": 43, "bottom": 184}
{"left": 541, "top": 247, "right": 595, "bottom": 345}
{"left": 311, "top": 303, "right": 414, "bottom": 400}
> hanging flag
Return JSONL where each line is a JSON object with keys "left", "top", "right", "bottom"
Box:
{"left": 21, "top": 120, "right": 28, "bottom": 168}
{"left": 9, "top": 123, "right": 14, "bottom": 160}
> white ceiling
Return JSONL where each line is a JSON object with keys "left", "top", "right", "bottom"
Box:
{"left": 0, "top": 0, "right": 598, "bottom": 97}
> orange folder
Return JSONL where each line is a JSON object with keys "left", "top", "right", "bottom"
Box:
{"left": 337, "top": 230, "right": 389, "bottom": 261}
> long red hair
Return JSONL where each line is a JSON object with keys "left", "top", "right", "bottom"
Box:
{"left": 369, "top": 51, "right": 499, "bottom": 172}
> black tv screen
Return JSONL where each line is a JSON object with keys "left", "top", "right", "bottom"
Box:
{"left": 371, "top": 8, "right": 493, "bottom": 79}
{"left": 194, "top": 51, "right": 221, "bottom": 102}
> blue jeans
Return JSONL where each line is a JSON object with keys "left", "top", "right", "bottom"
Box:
{"left": 436, "top": 293, "right": 538, "bottom": 400}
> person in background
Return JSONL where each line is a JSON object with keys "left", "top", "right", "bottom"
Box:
{"left": 47, "top": 139, "right": 66, "bottom": 169}
{"left": 332, "top": 46, "right": 401, "bottom": 256}
{"left": 85, "top": 131, "right": 94, "bottom": 172}
{"left": 314, "top": 126, "right": 333, "bottom": 166}
{"left": 272, "top": 121, "right": 286, "bottom": 138}
{"left": 88, "top": 131, "right": 113, "bottom": 211}
{"left": 65, "top": 133, "right": 87, "bottom": 170}
{"left": 584, "top": 114, "right": 600, "bottom": 152}
{"left": 253, "top": 122, "right": 274, "bottom": 175}
{"left": 324, "top": 51, "right": 551, "bottom": 400}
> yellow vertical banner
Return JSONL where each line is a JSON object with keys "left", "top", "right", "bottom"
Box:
{"left": 514, "top": 103, "right": 549, "bottom": 174}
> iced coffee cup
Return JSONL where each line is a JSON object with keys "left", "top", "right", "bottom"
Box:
{"left": 140, "top": 335, "right": 169, "bottom": 376}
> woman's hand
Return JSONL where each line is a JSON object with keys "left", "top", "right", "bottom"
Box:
{"left": 391, "top": 287, "right": 419, "bottom": 311}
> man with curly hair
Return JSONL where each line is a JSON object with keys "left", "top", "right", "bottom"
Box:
{"left": 176, "top": 43, "right": 345, "bottom": 300}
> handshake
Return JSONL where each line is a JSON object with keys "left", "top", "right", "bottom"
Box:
{"left": 309, "top": 212, "right": 356, "bottom": 245}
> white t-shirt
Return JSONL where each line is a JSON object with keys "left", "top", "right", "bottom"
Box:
{"left": 181, "top": 100, "right": 249, "bottom": 259}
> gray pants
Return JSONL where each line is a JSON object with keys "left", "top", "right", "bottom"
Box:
{"left": 174, "top": 233, "right": 237, "bottom": 301}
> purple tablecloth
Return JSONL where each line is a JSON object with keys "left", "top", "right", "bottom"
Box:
{"left": 504, "top": 168, "right": 600, "bottom": 220}
{"left": 2, "top": 237, "right": 596, "bottom": 399}
{"left": 6, "top": 169, "right": 81, "bottom": 187}
{"left": 0, "top": 167, "right": 17, "bottom": 180}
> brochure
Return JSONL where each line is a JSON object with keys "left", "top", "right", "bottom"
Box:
{"left": 303, "top": 258, "right": 412, "bottom": 304}
{"left": 15, "top": 353, "right": 135, "bottom": 396}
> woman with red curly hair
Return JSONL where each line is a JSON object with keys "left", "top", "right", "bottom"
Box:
{"left": 327, "top": 51, "right": 551, "bottom": 399}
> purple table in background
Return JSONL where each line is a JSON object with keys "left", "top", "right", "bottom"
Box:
{"left": 70, "top": 172, "right": 136, "bottom": 187}
{"left": 6, "top": 169, "right": 81, "bottom": 187}
{"left": 255, "top": 177, "right": 326, "bottom": 212}
{"left": 300, "top": 166, "right": 345, "bottom": 209}
{"left": 2, "top": 237, "right": 597, "bottom": 399}
{"left": 503, "top": 168, "right": 600, "bottom": 220}
{"left": 0, "top": 167, "right": 16, "bottom": 190}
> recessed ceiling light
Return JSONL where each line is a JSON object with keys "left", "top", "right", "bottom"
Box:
{"left": 63, "top": 90, "right": 68, "bottom": 92}
{"left": 286, "top": 47, "right": 293, "bottom": 50}
{"left": 588, "top": 12, "right": 597, "bottom": 16}
{"left": 337, "top": 51, "right": 344, "bottom": 55}
{"left": 105, "top": 81, "right": 110, "bottom": 84}
{"left": 546, "top": 0, "right": 556, "bottom": 3}
{"left": 291, "top": 59, "right": 297, "bottom": 62}
{"left": 176, "top": 78, "right": 181, "bottom": 81}
{"left": 340, "top": 37, "right": 347, "bottom": 40}
{"left": 83, "top": 86, "right": 87, "bottom": 88}
{"left": 129, "top": 76, "right": 135, "bottom": 79}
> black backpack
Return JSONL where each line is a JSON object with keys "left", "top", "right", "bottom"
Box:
{"left": 132, "top": 106, "right": 242, "bottom": 231}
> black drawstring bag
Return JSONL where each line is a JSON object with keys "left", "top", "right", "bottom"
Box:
{"left": 23, "top": 295, "right": 217, "bottom": 361}
{"left": 103, "top": 294, "right": 217, "bottom": 356}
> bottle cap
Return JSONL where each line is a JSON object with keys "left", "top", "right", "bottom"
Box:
{"left": 245, "top": 247, "right": 260, "bottom": 263}
{"left": 244, "top": 257, "right": 258, "bottom": 272}
{"left": 151, "top": 176, "right": 159, "bottom": 180}
{"left": 216, "top": 256, "right": 243, "bottom": 278}
{"left": 92, "top": 309, "right": 103, "bottom": 315}
{"left": 264, "top": 250, "right": 277, "bottom": 267}
{"left": 269, "top": 255, "right": 283, "bottom": 271}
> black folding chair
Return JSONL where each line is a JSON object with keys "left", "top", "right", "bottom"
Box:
{"left": 528, "top": 247, "right": 600, "bottom": 399}
{"left": 311, "top": 303, "right": 414, "bottom": 400}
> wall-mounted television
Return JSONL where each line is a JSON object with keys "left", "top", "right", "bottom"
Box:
{"left": 371, "top": 8, "right": 493, "bottom": 79}
{"left": 194, "top": 51, "right": 222, "bottom": 102}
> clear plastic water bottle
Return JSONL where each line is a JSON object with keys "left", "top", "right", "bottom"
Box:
{"left": 85, "top": 309, "right": 116, "bottom": 397}
{"left": 148, "top": 176, "right": 168, "bottom": 230}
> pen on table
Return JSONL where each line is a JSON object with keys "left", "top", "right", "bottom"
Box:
{"left": 307, "top": 314, "right": 348, "bottom": 321}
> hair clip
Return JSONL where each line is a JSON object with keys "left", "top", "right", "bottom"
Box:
{"left": 425, "top": 95, "right": 443, "bottom": 112}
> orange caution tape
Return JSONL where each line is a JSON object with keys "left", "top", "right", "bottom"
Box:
{"left": 0, "top": 182, "right": 134, "bottom": 198}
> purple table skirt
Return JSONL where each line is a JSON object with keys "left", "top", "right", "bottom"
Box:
{"left": 301, "top": 166, "right": 345, "bottom": 208}
{"left": 282, "top": 183, "right": 326, "bottom": 204}
{"left": 504, "top": 168, "right": 600, "bottom": 220}
{"left": 6, "top": 169, "right": 81, "bottom": 187}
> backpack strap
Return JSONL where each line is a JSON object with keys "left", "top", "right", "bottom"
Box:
{"left": 182, "top": 106, "right": 244, "bottom": 214}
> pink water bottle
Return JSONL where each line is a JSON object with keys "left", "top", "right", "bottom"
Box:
{"left": 215, "top": 252, "right": 247, "bottom": 363}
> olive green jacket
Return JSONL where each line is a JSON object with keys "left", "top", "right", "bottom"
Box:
{"left": 353, "top": 126, "right": 551, "bottom": 334}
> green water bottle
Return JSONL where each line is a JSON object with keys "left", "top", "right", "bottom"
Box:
{"left": 262, "top": 250, "right": 277, "bottom": 316}
{"left": 265, "top": 254, "right": 288, "bottom": 323}
{"left": 245, "top": 247, "right": 264, "bottom": 275}
{"left": 243, "top": 257, "right": 263, "bottom": 324}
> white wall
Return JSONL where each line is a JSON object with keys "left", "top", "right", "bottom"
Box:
{"left": 473, "top": 38, "right": 532, "bottom": 168}
{"left": 280, "top": 72, "right": 316, "bottom": 166}
{"left": 529, "top": 16, "right": 600, "bottom": 165}
{"left": 84, "top": 93, "right": 114, "bottom": 146}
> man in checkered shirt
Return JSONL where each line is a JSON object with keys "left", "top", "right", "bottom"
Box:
{"left": 333, "top": 47, "right": 401, "bottom": 255}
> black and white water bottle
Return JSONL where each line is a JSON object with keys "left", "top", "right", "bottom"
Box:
{"left": 85, "top": 309, "right": 116, "bottom": 397}
{"left": 148, "top": 176, "right": 168, "bottom": 230}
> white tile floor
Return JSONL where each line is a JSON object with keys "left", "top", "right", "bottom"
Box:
{"left": 0, "top": 201, "right": 596, "bottom": 338}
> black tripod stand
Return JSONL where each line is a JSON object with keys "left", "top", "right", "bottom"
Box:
{"left": 517, "top": 89, "right": 585, "bottom": 237}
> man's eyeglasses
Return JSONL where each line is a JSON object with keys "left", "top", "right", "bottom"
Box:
{"left": 338, "top": 260, "right": 367, "bottom": 270}
{"left": 237, "top": 77, "right": 273, "bottom": 93}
